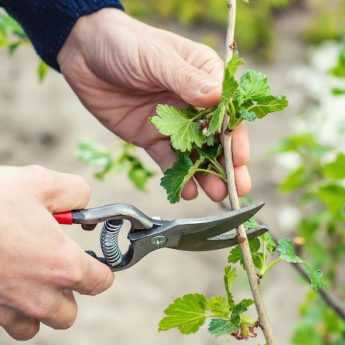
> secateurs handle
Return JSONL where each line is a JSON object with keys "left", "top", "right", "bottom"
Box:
{"left": 53, "top": 204, "right": 160, "bottom": 271}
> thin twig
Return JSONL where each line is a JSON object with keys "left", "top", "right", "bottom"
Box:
{"left": 221, "top": 1, "right": 275, "bottom": 344}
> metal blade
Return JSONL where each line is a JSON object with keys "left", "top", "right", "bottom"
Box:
{"left": 173, "top": 226, "right": 268, "bottom": 251}
{"left": 167, "top": 202, "right": 265, "bottom": 250}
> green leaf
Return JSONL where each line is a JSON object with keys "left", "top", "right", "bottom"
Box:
{"left": 262, "top": 233, "right": 277, "bottom": 253}
{"left": 208, "top": 319, "right": 237, "bottom": 337}
{"left": 77, "top": 141, "right": 114, "bottom": 179}
{"left": 275, "top": 133, "right": 330, "bottom": 156}
{"left": 77, "top": 141, "right": 154, "bottom": 190}
{"left": 238, "top": 70, "right": 271, "bottom": 101}
{"left": 245, "top": 95, "right": 288, "bottom": 119}
{"left": 304, "top": 265, "right": 328, "bottom": 291}
{"left": 222, "top": 53, "right": 244, "bottom": 101}
{"left": 230, "top": 299, "right": 254, "bottom": 327}
{"left": 207, "top": 296, "right": 229, "bottom": 318}
{"left": 329, "top": 47, "right": 345, "bottom": 78}
{"left": 322, "top": 153, "right": 345, "bottom": 180}
{"left": 159, "top": 293, "right": 207, "bottom": 334}
{"left": 207, "top": 54, "right": 244, "bottom": 135}
{"left": 228, "top": 246, "right": 241, "bottom": 264}
{"left": 128, "top": 158, "right": 155, "bottom": 191}
{"left": 331, "top": 87, "right": 345, "bottom": 96}
{"left": 292, "top": 325, "right": 324, "bottom": 345}
{"left": 315, "top": 183, "right": 345, "bottom": 217}
{"left": 279, "top": 166, "right": 307, "bottom": 193}
{"left": 150, "top": 105, "right": 205, "bottom": 152}
{"left": 208, "top": 103, "right": 226, "bottom": 135}
{"left": 160, "top": 152, "right": 201, "bottom": 203}
{"left": 277, "top": 239, "right": 303, "bottom": 264}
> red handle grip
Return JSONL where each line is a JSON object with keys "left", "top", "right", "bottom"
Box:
{"left": 53, "top": 211, "right": 73, "bottom": 225}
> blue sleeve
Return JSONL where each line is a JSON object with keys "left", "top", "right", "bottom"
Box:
{"left": 0, "top": 0, "right": 124, "bottom": 71}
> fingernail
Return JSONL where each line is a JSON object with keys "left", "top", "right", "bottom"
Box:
{"left": 200, "top": 82, "right": 219, "bottom": 94}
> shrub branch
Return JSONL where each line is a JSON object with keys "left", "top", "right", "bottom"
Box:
{"left": 221, "top": 1, "right": 276, "bottom": 344}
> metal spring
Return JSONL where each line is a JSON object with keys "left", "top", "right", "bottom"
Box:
{"left": 100, "top": 219, "right": 123, "bottom": 267}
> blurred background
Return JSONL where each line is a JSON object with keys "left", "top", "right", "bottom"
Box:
{"left": 0, "top": 0, "right": 344, "bottom": 344}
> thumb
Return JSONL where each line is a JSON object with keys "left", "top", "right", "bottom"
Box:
{"left": 160, "top": 56, "right": 221, "bottom": 107}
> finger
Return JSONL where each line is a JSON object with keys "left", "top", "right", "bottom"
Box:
{"left": 24, "top": 165, "right": 91, "bottom": 213}
{"left": 145, "top": 140, "right": 198, "bottom": 201}
{"left": 181, "top": 179, "right": 198, "bottom": 201}
{"left": 196, "top": 165, "right": 252, "bottom": 201}
{"left": 40, "top": 290, "right": 78, "bottom": 330}
{"left": 159, "top": 54, "right": 221, "bottom": 108}
{"left": 231, "top": 123, "right": 250, "bottom": 167}
{"left": 0, "top": 306, "right": 39, "bottom": 341}
{"left": 72, "top": 252, "right": 114, "bottom": 296}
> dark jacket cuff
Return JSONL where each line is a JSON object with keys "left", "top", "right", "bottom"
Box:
{"left": 1, "top": 0, "right": 124, "bottom": 71}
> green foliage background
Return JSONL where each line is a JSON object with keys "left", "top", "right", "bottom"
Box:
{"left": 123, "top": 0, "right": 345, "bottom": 58}
{"left": 0, "top": 2, "right": 344, "bottom": 344}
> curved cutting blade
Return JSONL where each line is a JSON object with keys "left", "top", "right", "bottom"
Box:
{"left": 168, "top": 202, "right": 266, "bottom": 251}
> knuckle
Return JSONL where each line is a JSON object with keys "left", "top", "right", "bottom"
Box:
{"left": 60, "top": 259, "right": 84, "bottom": 288}
{"left": 86, "top": 269, "right": 113, "bottom": 296}
{"left": 25, "top": 165, "right": 56, "bottom": 202}
{"left": 28, "top": 304, "right": 49, "bottom": 320}
{"left": 51, "top": 244, "right": 84, "bottom": 288}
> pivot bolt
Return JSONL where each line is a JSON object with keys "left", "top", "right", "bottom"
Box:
{"left": 151, "top": 235, "right": 167, "bottom": 248}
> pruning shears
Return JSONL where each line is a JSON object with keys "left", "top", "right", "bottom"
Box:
{"left": 53, "top": 203, "right": 268, "bottom": 271}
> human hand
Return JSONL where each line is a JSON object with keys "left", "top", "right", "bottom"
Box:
{"left": 0, "top": 166, "right": 113, "bottom": 340}
{"left": 58, "top": 9, "right": 251, "bottom": 202}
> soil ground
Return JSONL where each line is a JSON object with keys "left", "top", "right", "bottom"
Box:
{"left": 0, "top": 8, "right": 312, "bottom": 345}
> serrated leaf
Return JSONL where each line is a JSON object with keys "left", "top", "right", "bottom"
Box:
{"left": 207, "top": 296, "right": 229, "bottom": 318}
{"left": 159, "top": 293, "right": 207, "bottom": 334}
{"left": 278, "top": 239, "right": 303, "bottom": 264}
{"left": 208, "top": 319, "right": 237, "bottom": 337}
{"left": 231, "top": 299, "right": 254, "bottom": 327}
{"left": 247, "top": 95, "right": 288, "bottom": 118}
{"left": 262, "top": 233, "right": 277, "bottom": 253}
{"left": 151, "top": 105, "right": 205, "bottom": 152}
{"left": 161, "top": 152, "right": 201, "bottom": 203}
{"left": 238, "top": 70, "right": 271, "bottom": 101}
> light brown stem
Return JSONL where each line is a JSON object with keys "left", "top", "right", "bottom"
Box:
{"left": 221, "top": 1, "right": 275, "bottom": 344}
